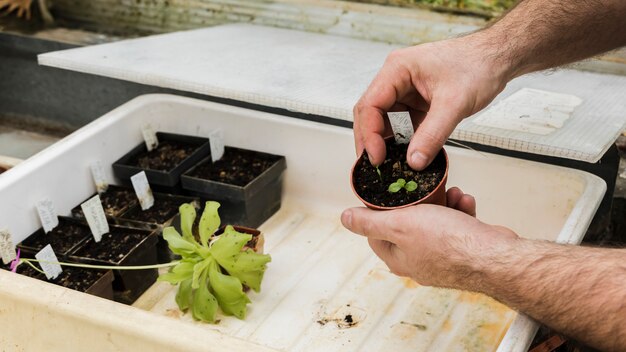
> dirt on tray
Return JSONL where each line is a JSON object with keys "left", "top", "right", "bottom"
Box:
{"left": 187, "top": 147, "right": 280, "bottom": 186}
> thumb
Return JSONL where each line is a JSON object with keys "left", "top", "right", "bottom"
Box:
{"left": 407, "top": 99, "right": 464, "bottom": 170}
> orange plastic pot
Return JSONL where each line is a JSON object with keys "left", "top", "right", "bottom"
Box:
{"left": 350, "top": 147, "right": 449, "bottom": 210}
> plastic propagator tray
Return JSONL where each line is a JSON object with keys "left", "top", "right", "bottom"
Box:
{"left": 0, "top": 95, "right": 605, "bottom": 352}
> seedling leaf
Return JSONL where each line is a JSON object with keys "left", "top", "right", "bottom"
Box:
{"left": 405, "top": 181, "right": 418, "bottom": 192}
{"left": 388, "top": 182, "right": 402, "bottom": 193}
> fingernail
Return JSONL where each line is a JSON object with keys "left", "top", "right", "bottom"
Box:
{"left": 341, "top": 210, "right": 353, "bottom": 228}
{"left": 410, "top": 151, "right": 428, "bottom": 169}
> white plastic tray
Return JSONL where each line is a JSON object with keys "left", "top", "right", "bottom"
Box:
{"left": 0, "top": 155, "right": 21, "bottom": 171}
{"left": 0, "top": 95, "right": 605, "bottom": 351}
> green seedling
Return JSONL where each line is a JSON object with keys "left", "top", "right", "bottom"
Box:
{"left": 388, "top": 178, "right": 418, "bottom": 193}
{"left": 158, "top": 201, "right": 271, "bottom": 323}
{"left": 375, "top": 166, "right": 382, "bottom": 181}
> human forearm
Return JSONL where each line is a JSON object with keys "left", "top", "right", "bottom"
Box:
{"left": 472, "top": 238, "right": 626, "bottom": 351}
{"left": 469, "top": 0, "right": 626, "bottom": 80}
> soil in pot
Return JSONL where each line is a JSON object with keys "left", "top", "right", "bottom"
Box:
{"left": 72, "top": 231, "right": 150, "bottom": 263}
{"left": 51, "top": 267, "right": 100, "bottom": 291}
{"left": 2, "top": 261, "right": 113, "bottom": 298}
{"left": 69, "top": 227, "right": 157, "bottom": 304}
{"left": 2, "top": 262, "right": 45, "bottom": 279}
{"left": 121, "top": 198, "right": 181, "bottom": 224}
{"left": 51, "top": 268, "right": 114, "bottom": 299}
{"left": 19, "top": 218, "right": 91, "bottom": 257}
{"left": 128, "top": 141, "right": 198, "bottom": 171}
{"left": 353, "top": 141, "right": 446, "bottom": 208}
{"left": 74, "top": 186, "right": 138, "bottom": 218}
{"left": 186, "top": 147, "right": 281, "bottom": 186}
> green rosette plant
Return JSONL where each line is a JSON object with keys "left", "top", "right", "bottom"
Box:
{"left": 157, "top": 201, "right": 271, "bottom": 323}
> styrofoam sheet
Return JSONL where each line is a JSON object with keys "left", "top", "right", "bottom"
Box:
{"left": 38, "top": 23, "right": 626, "bottom": 162}
{"left": 0, "top": 95, "right": 605, "bottom": 351}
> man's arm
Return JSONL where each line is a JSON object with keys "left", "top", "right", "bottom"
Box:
{"left": 477, "top": 239, "right": 626, "bottom": 352}
{"left": 341, "top": 204, "right": 626, "bottom": 351}
{"left": 353, "top": 0, "right": 626, "bottom": 170}
{"left": 481, "top": 0, "right": 626, "bottom": 79}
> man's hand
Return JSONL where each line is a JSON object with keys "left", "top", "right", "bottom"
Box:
{"left": 353, "top": 37, "right": 510, "bottom": 170}
{"left": 354, "top": 0, "right": 626, "bottom": 171}
{"left": 341, "top": 187, "right": 518, "bottom": 288}
{"left": 341, "top": 188, "right": 626, "bottom": 351}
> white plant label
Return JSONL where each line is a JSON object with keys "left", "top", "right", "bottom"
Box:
{"left": 388, "top": 111, "right": 414, "bottom": 144}
{"left": 0, "top": 229, "right": 16, "bottom": 265}
{"left": 35, "top": 244, "right": 62, "bottom": 280}
{"left": 131, "top": 171, "right": 154, "bottom": 210}
{"left": 209, "top": 129, "right": 225, "bottom": 162}
{"left": 80, "top": 195, "right": 109, "bottom": 243}
{"left": 90, "top": 160, "right": 109, "bottom": 193}
{"left": 36, "top": 198, "right": 59, "bottom": 233}
{"left": 141, "top": 124, "right": 159, "bottom": 151}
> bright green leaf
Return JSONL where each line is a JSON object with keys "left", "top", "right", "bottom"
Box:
{"left": 232, "top": 269, "right": 266, "bottom": 293}
{"left": 191, "top": 274, "right": 218, "bottom": 323}
{"left": 158, "top": 260, "right": 195, "bottom": 284}
{"left": 163, "top": 227, "right": 197, "bottom": 256}
{"left": 396, "top": 178, "right": 406, "bottom": 187}
{"left": 179, "top": 203, "right": 197, "bottom": 243}
{"left": 199, "top": 201, "right": 221, "bottom": 247}
{"left": 210, "top": 231, "right": 252, "bottom": 262}
{"left": 208, "top": 260, "right": 250, "bottom": 319}
{"left": 175, "top": 278, "right": 193, "bottom": 311}
{"left": 405, "top": 181, "right": 418, "bottom": 192}
{"left": 388, "top": 183, "right": 402, "bottom": 193}
{"left": 192, "top": 259, "right": 211, "bottom": 290}
{"left": 219, "top": 250, "right": 271, "bottom": 292}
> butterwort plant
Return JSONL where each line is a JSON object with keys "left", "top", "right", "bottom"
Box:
{"left": 158, "top": 201, "right": 271, "bottom": 323}
{"left": 12, "top": 201, "right": 269, "bottom": 324}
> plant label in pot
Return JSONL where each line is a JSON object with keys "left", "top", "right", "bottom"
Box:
{"left": 90, "top": 160, "right": 109, "bottom": 194}
{"left": 112, "top": 132, "right": 211, "bottom": 187}
{"left": 72, "top": 185, "right": 139, "bottom": 219}
{"left": 35, "top": 198, "right": 59, "bottom": 233}
{"left": 0, "top": 229, "right": 16, "bottom": 265}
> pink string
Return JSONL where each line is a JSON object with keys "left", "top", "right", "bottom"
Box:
{"left": 10, "top": 249, "right": 20, "bottom": 273}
